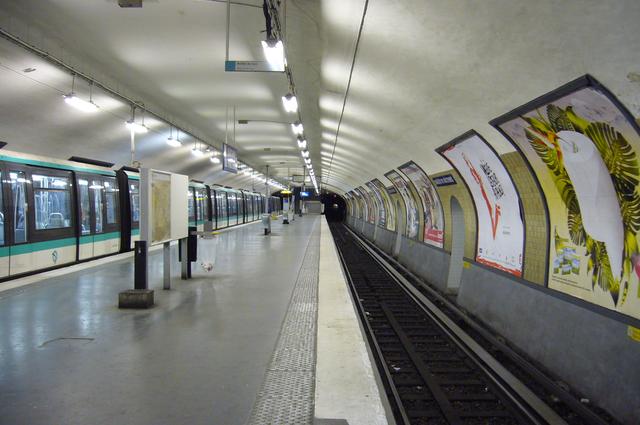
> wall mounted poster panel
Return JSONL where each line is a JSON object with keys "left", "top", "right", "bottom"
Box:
{"left": 398, "top": 161, "right": 445, "bottom": 248}
{"left": 366, "top": 181, "right": 387, "bottom": 228}
{"left": 369, "top": 178, "right": 396, "bottom": 231}
{"left": 491, "top": 75, "right": 640, "bottom": 319}
{"left": 438, "top": 131, "right": 525, "bottom": 277}
{"left": 353, "top": 187, "right": 368, "bottom": 222}
{"left": 385, "top": 170, "right": 420, "bottom": 239}
{"left": 357, "top": 186, "right": 376, "bottom": 225}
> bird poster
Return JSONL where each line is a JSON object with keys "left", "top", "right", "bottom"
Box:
{"left": 398, "top": 161, "right": 445, "bottom": 249}
{"left": 385, "top": 170, "right": 420, "bottom": 240}
{"left": 438, "top": 131, "right": 525, "bottom": 277}
{"left": 492, "top": 75, "right": 640, "bottom": 319}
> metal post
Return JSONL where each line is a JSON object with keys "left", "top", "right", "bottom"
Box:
{"left": 134, "top": 241, "right": 148, "bottom": 290}
{"left": 225, "top": 0, "right": 231, "bottom": 61}
{"left": 180, "top": 238, "right": 188, "bottom": 280}
{"left": 264, "top": 164, "right": 270, "bottom": 213}
{"left": 163, "top": 241, "right": 171, "bottom": 290}
{"left": 130, "top": 129, "right": 135, "bottom": 166}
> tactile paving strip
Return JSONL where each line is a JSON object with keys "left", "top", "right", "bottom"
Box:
{"left": 247, "top": 221, "right": 320, "bottom": 425}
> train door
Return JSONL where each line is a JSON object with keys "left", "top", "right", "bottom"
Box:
{"left": 187, "top": 186, "right": 196, "bottom": 227}
{"left": 228, "top": 192, "right": 238, "bottom": 226}
{"left": 129, "top": 178, "right": 140, "bottom": 249}
{"left": 8, "top": 166, "right": 76, "bottom": 275}
{"left": 78, "top": 174, "right": 120, "bottom": 259}
{"left": 195, "top": 187, "right": 207, "bottom": 232}
{"left": 216, "top": 191, "right": 228, "bottom": 229}
{"left": 238, "top": 192, "right": 245, "bottom": 224}
{"left": 0, "top": 168, "right": 8, "bottom": 278}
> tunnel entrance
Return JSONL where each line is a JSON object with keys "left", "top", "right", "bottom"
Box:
{"left": 321, "top": 192, "right": 346, "bottom": 222}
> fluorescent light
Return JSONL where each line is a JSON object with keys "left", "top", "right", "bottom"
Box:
{"left": 261, "top": 39, "right": 285, "bottom": 72}
{"left": 282, "top": 93, "right": 298, "bottom": 113}
{"left": 125, "top": 120, "right": 148, "bottom": 133}
{"left": 297, "top": 137, "right": 307, "bottom": 150}
{"left": 63, "top": 94, "right": 99, "bottom": 113}
{"left": 306, "top": 163, "right": 313, "bottom": 169}
{"left": 191, "top": 146, "right": 204, "bottom": 157}
{"left": 302, "top": 150, "right": 309, "bottom": 158}
{"left": 166, "top": 137, "right": 181, "bottom": 147}
{"left": 210, "top": 156, "right": 221, "bottom": 164}
{"left": 291, "top": 122, "right": 304, "bottom": 135}
{"left": 304, "top": 158, "right": 311, "bottom": 165}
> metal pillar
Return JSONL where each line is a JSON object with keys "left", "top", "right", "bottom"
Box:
{"left": 163, "top": 241, "right": 171, "bottom": 290}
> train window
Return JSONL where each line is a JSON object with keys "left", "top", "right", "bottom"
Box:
{"left": 104, "top": 178, "right": 118, "bottom": 225}
{"left": 78, "top": 179, "right": 91, "bottom": 235}
{"left": 10, "top": 171, "right": 28, "bottom": 243}
{"left": 91, "top": 180, "right": 104, "bottom": 233}
{"left": 196, "top": 188, "right": 206, "bottom": 221}
{"left": 228, "top": 193, "right": 237, "bottom": 216}
{"left": 188, "top": 189, "right": 195, "bottom": 221}
{"left": 129, "top": 181, "right": 140, "bottom": 224}
{"left": 32, "top": 174, "right": 72, "bottom": 230}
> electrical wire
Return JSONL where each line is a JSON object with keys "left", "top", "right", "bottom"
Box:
{"left": 325, "top": 0, "right": 369, "bottom": 190}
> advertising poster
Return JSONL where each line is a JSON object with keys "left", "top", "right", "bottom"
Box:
{"left": 398, "top": 161, "right": 445, "bottom": 248}
{"left": 368, "top": 179, "right": 396, "bottom": 231}
{"left": 355, "top": 186, "right": 375, "bottom": 224}
{"left": 366, "top": 181, "right": 386, "bottom": 228}
{"left": 385, "top": 170, "right": 420, "bottom": 239}
{"left": 492, "top": 75, "right": 640, "bottom": 319}
{"left": 352, "top": 189, "right": 366, "bottom": 221}
{"left": 438, "top": 131, "right": 525, "bottom": 276}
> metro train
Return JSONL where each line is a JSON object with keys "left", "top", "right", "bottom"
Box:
{"left": 0, "top": 149, "right": 281, "bottom": 281}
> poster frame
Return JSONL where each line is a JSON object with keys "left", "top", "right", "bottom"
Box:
{"left": 367, "top": 178, "right": 396, "bottom": 232}
{"left": 384, "top": 169, "right": 420, "bottom": 239}
{"left": 489, "top": 74, "right": 640, "bottom": 321}
{"left": 436, "top": 129, "right": 526, "bottom": 277}
{"left": 397, "top": 160, "right": 446, "bottom": 249}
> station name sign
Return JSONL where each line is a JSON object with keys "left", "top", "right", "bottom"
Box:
{"left": 433, "top": 174, "right": 457, "bottom": 187}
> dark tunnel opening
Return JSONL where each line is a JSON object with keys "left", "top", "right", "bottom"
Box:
{"left": 321, "top": 192, "right": 346, "bottom": 222}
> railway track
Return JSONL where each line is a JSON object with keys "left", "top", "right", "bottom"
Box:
{"left": 329, "top": 222, "right": 618, "bottom": 425}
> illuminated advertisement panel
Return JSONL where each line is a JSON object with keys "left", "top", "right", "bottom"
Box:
{"left": 491, "top": 75, "right": 640, "bottom": 319}
{"left": 438, "top": 131, "right": 525, "bottom": 276}
{"left": 398, "top": 161, "right": 445, "bottom": 248}
{"left": 367, "top": 179, "right": 396, "bottom": 231}
{"left": 385, "top": 170, "right": 419, "bottom": 239}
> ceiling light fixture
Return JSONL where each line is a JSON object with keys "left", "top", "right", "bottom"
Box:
{"left": 210, "top": 156, "right": 221, "bottom": 164}
{"left": 191, "top": 141, "right": 204, "bottom": 157}
{"left": 261, "top": 39, "right": 285, "bottom": 72}
{"left": 297, "top": 137, "right": 307, "bottom": 150}
{"left": 281, "top": 93, "right": 298, "bottom": 113}
{"left": 291, "top": 121, "right": 303, "bottom": 135}
{"left": 302, "top": 150, "right": 309, "bottom": 158}
{"left": 167, "top": 126, "right": 181, "bottom": 147}
{"left": 63, "top": 76, "right": 98, "bottom": 113}
{"left": 125, "top": 105, "right": 148, "bottom": 133}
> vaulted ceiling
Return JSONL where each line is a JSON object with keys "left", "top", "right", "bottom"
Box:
{"left": 0, "top": 0, "right": 639, "bottom": 193}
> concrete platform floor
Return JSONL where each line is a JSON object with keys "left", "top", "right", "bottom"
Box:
{"left": 0, "top": 216, "right": 320, "bottom": 425}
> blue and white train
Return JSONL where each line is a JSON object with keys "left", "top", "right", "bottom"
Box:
{"left": 0, "top": 150, "right": 281, "bottom": 280}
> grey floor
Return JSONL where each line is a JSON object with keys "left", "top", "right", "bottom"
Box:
{"left": 0, "top": 215, "right": 320, "bottom": 425}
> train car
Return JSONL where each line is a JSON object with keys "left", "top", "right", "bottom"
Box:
{"left": 0, "top": 150, "right": 120, "bottom": 279}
